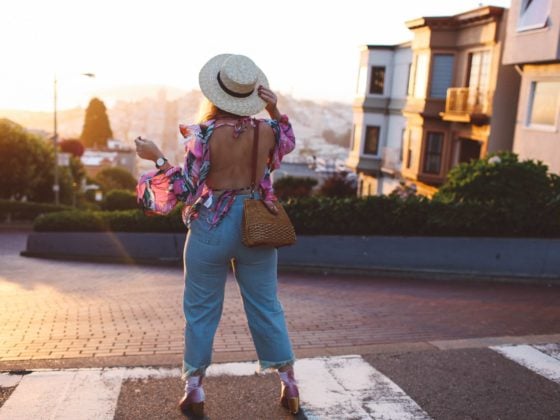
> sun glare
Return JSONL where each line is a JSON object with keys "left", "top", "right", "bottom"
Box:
{"left": 1, "top": 0, "right": 510, "bottom": 112}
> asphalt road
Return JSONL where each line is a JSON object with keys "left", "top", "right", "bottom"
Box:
{"left": 1, "top": 229, "right": 560, "bottom": 419}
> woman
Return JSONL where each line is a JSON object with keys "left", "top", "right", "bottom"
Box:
{"left": 135, "top": 54, "right": 299, "bottom": 417}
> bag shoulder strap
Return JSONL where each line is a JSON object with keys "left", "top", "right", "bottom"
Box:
{"left": 250, "top": 119, "right": 260, "bottom": 193}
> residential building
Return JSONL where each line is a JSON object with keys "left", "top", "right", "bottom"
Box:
{"left": 346, "top": 43, "right": 412, "bottom": 196}
{"left": 81, "top": 139, "right": 136, "bottom": 178}
{"left": 402, "top": 6, "right": 520, "bottom": 195}
{"left": 502, "top": 0, "right": 560, "bottom": 174}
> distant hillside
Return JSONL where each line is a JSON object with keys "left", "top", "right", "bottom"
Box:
{"left": 0, "top": 89, "right": 352, "bottom": 165}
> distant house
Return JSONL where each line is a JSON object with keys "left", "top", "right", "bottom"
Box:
{"left": 502, "top": 0, "right": 560, "bottom": 175}
{"left": 81, "top": 139, "right": 136, "bottom": 178}
{"left": 346, "top": 43, "right": 412, "bottom": 197}
{"left": 402, "top": 6, "right": 519, "bottom": 196}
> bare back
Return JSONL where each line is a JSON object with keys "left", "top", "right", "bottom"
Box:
{"left": 206, "top": 122, "right": 276, "bottom": 190}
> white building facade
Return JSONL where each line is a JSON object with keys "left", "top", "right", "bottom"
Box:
{"left": 346, "top": 44, "right": 412, "bottom": 196}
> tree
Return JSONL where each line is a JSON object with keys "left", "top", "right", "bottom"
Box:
{"left": 273, "top": 176, "right": 318, "bottom": 201}
{"left": 322, "top": 128, "right": 352, "bottom": 148}
{"left": 80, "top": 98, "right": 113, "bottom": 149}
{"left": 60, "top": 138, "right": 85, "bottom": 157}
{"left": 434, "top": 152, "right": 554, "bottom": 207}
{"left": 0, "top": 119, "right": 54, "bottom": 200}
{"left": 94, "top": 167, "right": 137, "bottom": 192}
{"left": 0, "top": 119, "right": 85, "bottom": 204}
{"left": 433, "top": 152, "right": 560, "bottom": 234}
{"left": 318, "top": 173, "right": 357, "bottom": 198}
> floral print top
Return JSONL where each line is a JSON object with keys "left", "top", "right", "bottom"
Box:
{"left": 136, "top": 115, "right": 296, "bottom": 228}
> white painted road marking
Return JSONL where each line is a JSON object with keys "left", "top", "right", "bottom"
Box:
{"left": 0, "top": 367, "right": 180, "bottom": 420}
{"left": 533, "top": 343, "right": 560, "bottom": 361}
{"left": 296, "top": 355, "right": 432, "bottom": 420}
{"left": 0, "top": 369, "right": 122, "bottom": 420}
{"left": 491, "top": 344, "right": 560, "bottom": 385}
{"left": 0, "top": 357, "right": 432, "bottom": 419}
{"left": 0, "top": 374, "right": 23, "bottom": 387}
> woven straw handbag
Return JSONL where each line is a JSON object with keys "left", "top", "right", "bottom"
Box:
{"left": 241, "top": 120, "right": 296, "bottom": 248}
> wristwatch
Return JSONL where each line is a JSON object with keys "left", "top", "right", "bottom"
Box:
{"left": 155, "top": 157, "right": 168, "bottom": 169}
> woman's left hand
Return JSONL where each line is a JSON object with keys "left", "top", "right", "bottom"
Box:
{"left": 135, "top": 137, "right": 164, "bottom": 162}
{"left": 263, "top": 199, "right": 279, "bottom": 215}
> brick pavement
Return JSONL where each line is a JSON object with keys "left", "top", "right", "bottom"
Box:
{"left": 1, "top": 231, "right": 560, "bottom": 365}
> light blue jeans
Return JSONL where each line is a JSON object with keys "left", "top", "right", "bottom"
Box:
{"left": 181, "top": 193, "right": 295, "bottom": 379}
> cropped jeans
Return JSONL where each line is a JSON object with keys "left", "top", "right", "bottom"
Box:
{"left": 181, "top": 193, "right": 295, "bottom": 380}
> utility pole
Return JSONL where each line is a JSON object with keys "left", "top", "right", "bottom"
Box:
{"left": 53, "top": 76, "right": 60, "bottom": 205}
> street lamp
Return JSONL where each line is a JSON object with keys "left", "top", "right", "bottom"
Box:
{"left": 53, "top": 72, "right": 95, "bottom": 205}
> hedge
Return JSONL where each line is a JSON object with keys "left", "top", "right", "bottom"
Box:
{"left": 102, "top": 189, "right": 138, "bottom": 211}
{"left": 34, "top": 206, "right": 185, "bottom": 233}
{"left": 0, "top": 199, "right": 72, "bottom": 221}
{"left": 32, "top": 195, "right": 560, "bottom": 237}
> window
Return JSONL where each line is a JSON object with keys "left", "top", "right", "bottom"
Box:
{"left": 518, "top": 0, "right": 550, "bottom": 32}
{"left": 350, "top": 125, "right": 356, "bottom": 150}
{"left": 400, "top": 129, "right": 406, "bottom": 163}
{"left": 467, "top": 51, "right": 491, "bottom": 92}
{"left": 405, "top": 63, "right": 412, "bottom": 95}
{"left": 356, "top": 65, "right": 368, "bottom": 94}
{"left": 412, "top": 53, "right": 429, "bottom": 98}
{"left": 369, "top": 66, "right": 385, "bottom": 95}
{"left": 528, "top": 81, "right": 560, "bottom": 127}
{"left": 430, "top": 54, "right": 454, "bottom": 99}
{"left": 405, "top": 130, "right": 414, "bottom": 169}
{"left": 363, "top": 126, "right": 380, "bottom": 155}
{"left": 423, "top": 132, "right": 444, "bottom": 175}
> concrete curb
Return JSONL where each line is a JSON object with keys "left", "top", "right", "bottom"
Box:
{"left": 21, "top": 231, "right": 560, "bottom": 282}
{"left": 2, "top": 333, "right": 559, "bottom": 372}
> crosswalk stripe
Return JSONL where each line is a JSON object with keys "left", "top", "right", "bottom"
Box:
{"left": 0, "top": 357, "right": 431, "bottom": 420}
{"left": 490, "top": 344, "right": 560, "bottom": 385}
{"left": 0, "top": 367, "right": 179, "bottom": 420}
{"left": 296, "top": 355, "right": 431, "bottom": 420}
{"left": 0, "top": 369, "right": 121, "bottom": 420}
{"left": 0, "top": 374, "right": 23, "bottom": 388}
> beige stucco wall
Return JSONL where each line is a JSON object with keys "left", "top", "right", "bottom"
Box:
{"left": 503, "top": 0, "right": 560, "bottom": 64}
{"left": 513, "top": 64, "right": 560, "bottom": 174}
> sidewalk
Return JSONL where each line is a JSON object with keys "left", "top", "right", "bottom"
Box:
{"left": 2, "top": 231, "right": 560, "bottom": 369}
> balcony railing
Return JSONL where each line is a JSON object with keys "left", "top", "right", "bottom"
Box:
{"left": 444, "top": 87, "right": 493, "bottom": 116}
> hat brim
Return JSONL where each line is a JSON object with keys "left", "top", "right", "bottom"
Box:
{"left": 199, "top": 54, "right": 269, "bottom": 117}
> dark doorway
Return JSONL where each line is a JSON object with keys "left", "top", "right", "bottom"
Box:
{"left": 458, "top": 138, "right": 482, "bottom": 164}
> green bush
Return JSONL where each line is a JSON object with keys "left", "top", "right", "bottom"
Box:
{"left": 30, "top": 173, "right": 560, "bottom": 237}
{"left": 0, "top": 199, "right": 71, "bottom": 221}
{"left": 434, "top": 152, "right": 560, "bottom": 236}
{"left": 273, "top": 176, "right": 318, "bottom": 201}
{"left": 317, "top": 174, "right": 357, "bottom": 198}
{"left": 94, "top": 167, "right": 136, "bottom": 192}
{"left": 34, "top": 205, "right": 185, "bottom": 233}
{"left": 435, "top": 152, "right": 555, "bottom": 206}
{"left": 102, "top": 189, "right": 138, "bottom": 211}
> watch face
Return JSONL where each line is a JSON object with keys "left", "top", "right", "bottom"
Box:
{"left": 156, "top": 158, "right": 165, "bottom": 167}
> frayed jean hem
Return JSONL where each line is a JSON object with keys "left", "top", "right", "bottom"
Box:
{"left": 258, "top": 358, "right": 295, "bottom": 373}
{"left": 181, "top": 360, "right": 209, "bottom": 381}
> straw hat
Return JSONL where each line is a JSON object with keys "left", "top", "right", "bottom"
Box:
{"left": 198, "top": 54, "right": 269, "bottom": 116}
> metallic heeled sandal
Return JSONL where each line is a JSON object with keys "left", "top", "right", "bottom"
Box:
{"left": 179, "top": 375, "right": 205, "bottom": 417}
{"left": 279, "top": 367, "right": 300, "bottom": 414}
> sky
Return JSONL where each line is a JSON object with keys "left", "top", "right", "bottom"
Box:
{"left": 1, "top": 0, "right": 510, "bottom": 111}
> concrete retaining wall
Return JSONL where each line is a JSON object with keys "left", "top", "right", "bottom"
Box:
{"left": 21, "top": 232, "right": 560, "bottom": 279}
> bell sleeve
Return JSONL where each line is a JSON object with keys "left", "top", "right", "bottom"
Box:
{"left": 136, "top": 124, "right": 207, "bottom": 215}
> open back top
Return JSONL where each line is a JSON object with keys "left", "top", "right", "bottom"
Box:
{"left": 136, "top": 115, "right": 296, "bottom": 228}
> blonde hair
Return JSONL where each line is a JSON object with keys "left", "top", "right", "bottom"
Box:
{"left": 196, "top": 97, "right": 243, "bottom": 123}
{"left": 197, "top": 98, "right": 220, "bottom": 123}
